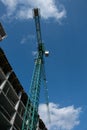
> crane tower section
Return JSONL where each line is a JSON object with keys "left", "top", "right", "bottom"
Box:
{"left": 22, "top": 8, "right": 49, "bottom": 130}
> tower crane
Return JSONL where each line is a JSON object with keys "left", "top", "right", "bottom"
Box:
{"left": 22, "top": 8, "right": 49, "bottom": 130}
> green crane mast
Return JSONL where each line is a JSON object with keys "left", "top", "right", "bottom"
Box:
{"left": 22, "top": 8, "right": 49, "bottom": 130}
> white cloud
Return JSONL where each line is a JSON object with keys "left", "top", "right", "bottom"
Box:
{"left": 20, "top": 34, "right": 35, "bottom": 44}
{"left": 32, "top": 51, "right": 37, "bottom": 57}
{"left": 39, "top": 103, "right": 82, "bottom": 130}
{"left": 1, "top": 0, "right": 18, "bottom": 16}
{"left": 1, "top": 0, "right": 66, "bottom": 21}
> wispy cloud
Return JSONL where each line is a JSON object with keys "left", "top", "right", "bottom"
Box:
{"left": 32, "top": 51, "right": 37, "bottom": 57}
{"left": 20, "top": 34, "right": 35, "bottom": 44}
{"left": 39, "top": 103, "right": 82, "bottom": 130}
{"left": 1, "top": 0, "right": 66, "bottom": 21}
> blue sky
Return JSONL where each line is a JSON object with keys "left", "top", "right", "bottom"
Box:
{"left": 0, "top": 0, "right": 87, "bottom": 130}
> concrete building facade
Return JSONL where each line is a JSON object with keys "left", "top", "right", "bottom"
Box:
{"left": 0, "top": 48, "right": 47, "bottom": 130}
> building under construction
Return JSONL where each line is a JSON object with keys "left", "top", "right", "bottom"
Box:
{"left": 0, "top": 48, "right": 48, "bottom": 130}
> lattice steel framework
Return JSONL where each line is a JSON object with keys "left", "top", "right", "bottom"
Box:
{"left": 22, "top": 8, "right": 49, "bottom": 130}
